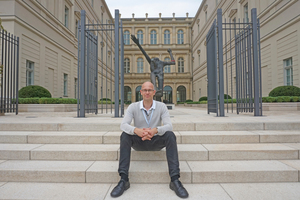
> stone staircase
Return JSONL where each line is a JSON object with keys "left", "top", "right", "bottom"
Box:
{"left": 1, "top": 121, "right": 300, "bottom": 185}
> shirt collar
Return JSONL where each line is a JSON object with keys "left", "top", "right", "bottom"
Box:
{"left": 140, "top": 100, "right": 156, "bottom": 111}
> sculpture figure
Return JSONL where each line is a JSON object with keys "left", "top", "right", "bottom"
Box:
{"left": 131, "top": 35, "right": 175, "bottom": 101}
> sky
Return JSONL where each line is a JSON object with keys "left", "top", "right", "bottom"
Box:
{"left": 106, "top": 0, "right": 203, "bottom": 18}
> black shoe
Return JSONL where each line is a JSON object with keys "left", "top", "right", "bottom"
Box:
{"left": 110, "top": 179, "right": 130, "bottom": 198}
{"left": 170, "top": 180, "right": 189, "bottom": 198}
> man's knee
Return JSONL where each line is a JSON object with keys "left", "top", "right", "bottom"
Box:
{"left": 163, "top": 131, "right": 176, "bottom": 142}
{"left": 120, "top": 132, "right": 131, "bottom": 142}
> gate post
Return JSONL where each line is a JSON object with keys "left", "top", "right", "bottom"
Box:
{"left": 251, "top": 8, "right": 260, "bottom": 116}
{"left": 114, "top": 9, "right": 120, "bottom": 117}
{"left": 217, "top": 9, "right": 224, "bottom": 116}
{"left": 120, "top": 20, "right": 124, "bottom": 117}
{"left": 79, "top": 10, "right": 86, "bottom": 117}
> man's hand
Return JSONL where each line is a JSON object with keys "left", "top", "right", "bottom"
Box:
{"left": 131, "top": 35, "right": 139, "bottom": 44}
{"left": 141, "top": 128, "right": 158, "bottom": 141}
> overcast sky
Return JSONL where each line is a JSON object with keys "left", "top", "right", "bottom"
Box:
{"left": 106, "top": 0, "right": 203, "bottom": 18}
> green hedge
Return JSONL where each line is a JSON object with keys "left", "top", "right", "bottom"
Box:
{"left": 199, "top": 97, "right": 207, "bottom": 101}
{"left": 19, "top": 98, "right": 77, "bottom": 104}
{"left": 19, "top": 85, "right": 52, "bottom": 98}
{"left": 269, "top": 86, "right": 300, "bottom": 97}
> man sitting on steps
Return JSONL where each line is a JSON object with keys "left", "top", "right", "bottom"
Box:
{"left": 110, "top": 81, "right": 189, "bottom": 198}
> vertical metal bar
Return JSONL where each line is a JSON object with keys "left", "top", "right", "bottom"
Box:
{"left": 77, "top": 20, "right": 80, "bottom": 117}
{"left": 86, "top": 30, "right": 90, "bottom": 113}
{"left": 120, "top": 20, "right": 124, "bottom": 117}
{"left": 114, "top": 9, "right": 120, "bottom": 117}
{"left": 79, "top": 10, "right": 86, "bottom": 117}
{"left": 110, "top": 23, "right": 113, "bottom": 114}
{"left": 13, "top": 36, "right": 16, "bottom": 112}
{"left": 214, "top": 22, "right": 218, "bottom": 116}
{"left": 229, "top": 18, "right": 233, "bottom": 113}
{"left": 224, "top": 19, "right": 228, "bottom": 113}
{"left": 247, "top": 26, "right": 253, "bottom": 112}
{"left": 0, "top": 30, "right": 4, "bottom": 113}
{"left": 235, "top": 29, "right": 239, "bottom": 114}
{"left": 16, "top": 37, "right": 19, "bottom": 115}
{"left": 3, "top": 31, "right": 7, "bottom": 113}
{"left": 242, "top": 28, "right": 247, "bottom": 112}
{"left": 9, "top": 33, "right": 13, "bottom": 112}
{"left": 105, "top": 20, "right": 108, "bottom": 114}
{"left": 101, "top": 18, "right": 103, "bottom": 114}
{"left": 96, "top": 34, "right": 98, "bottom": 114}
{"left": 257, "top": 18, "right": 262, "bottom": 116}
{"left": 217, "top": 9, "right": 224, "bottom": 116}
{"left": 251, "top": 8, "right": 260, "bottom": 116}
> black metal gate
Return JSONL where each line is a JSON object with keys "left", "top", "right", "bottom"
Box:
{"left": 206, "top": 8, "right": 262, "bottom": 116}
{"left": 0, "top": 29, "right": 19, "bottom": 115}
{"left": 77, "top": 10, "right": 124, "bottom": 118}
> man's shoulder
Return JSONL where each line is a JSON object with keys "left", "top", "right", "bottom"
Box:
{"left": 154, "top": 101, "right": 167, "bottom": 108}
{"left": 128, "top": 101, "right": 140, "bottom": 109}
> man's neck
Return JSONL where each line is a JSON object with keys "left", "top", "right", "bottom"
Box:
{"left": 143, "top": 100, "right": 153, "bottom": 111}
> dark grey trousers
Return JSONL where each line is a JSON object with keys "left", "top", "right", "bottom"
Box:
{"left": 118, "top": 131, "right": 180, "bottom": 178}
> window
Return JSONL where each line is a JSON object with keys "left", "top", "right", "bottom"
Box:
{"left": 124, "top": 86, "right": 132, "bottom": 102}
{"left": 136, "top": 86, "right": 142, "bottom": 101}
{"left": 26, "top": 60, "right": 34, "bottom": 86}
{"left": 150, "top": 30, "right": 157, "bottom": 44}
{"left": 64, "top": 73, "right": 68, "bottom": 96}
{"left": 124, "top": 58, "right": 130, "bottom": 73}
{"left": 124, "top": 31, "right": 130, "bottom": 45}
{"left": 205, "top": 11, "right": 207, "bottom": 22}
{"left": 137, "top": 30, "right": 143, "bottom": 44}
{"left": 163, "top": 86, "right": 172, "bottom": 103}
{"left": 164, "top": 58, "right": 171, "bottom": 73}
{"left": 164, "top": 30, "right": 170, "bottom": 44}
{"left": 284, "top": 58, "right": 293, "bottom": 86}
{"left": 75, "top": 20, "right": 78, "bottom": 38}
{"left": 137, "top": 58, "right": 143, "bottom": 73}
{"left": 177, "top": 30, "right": 184, "bottom": 44}
{"left": 74, "top": 78, "right": 77, "bottom": 98}
{"left": 178, "top": 57, "right": 184, "bottom": 73}
{"left": 91, "top": 0, "right": 94, "bottom": 7}
{"left": 64, "top": 6, "right": 69, "bottom": 28}
{"left": 244, "top": 3, "right": 249, "bottom": 23}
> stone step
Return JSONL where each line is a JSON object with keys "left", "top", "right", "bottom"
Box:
{"left": 1, "top": 130, "right": 300, "bottom": 144}
{"left": 0, "top": 160, "right": 298, "bottom": 183}
{"left": 0, "top": 143, "right": 299, "bottom": 161}
{"left": 1, "top": 121, "right": 300, "bottom": 131}
{"left": 1, "top": 182, "right": 300, "bottom": 200}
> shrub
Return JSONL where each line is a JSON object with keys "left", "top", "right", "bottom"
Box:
{"left": 185, "top": 99, "right": 193, "bottom": 103}
{"left": 100, "top": 98, "right": 111, "bottom": 101}
{"left": 199, "top": 96, "right": 207, "bottom": 101}
{"left": 266, "top": 97, "right": 277, "bottom": 102}
{"left": 277, "top": 96, "right": 291, "bottom": 102}
{"left": 269, "top": 86, "right": 300, "bottom": 97}
{"left": 219, "top": 94, "right": 232, "bottom": 99}
{"left": 292, "top": 96, "right": 299, "bottom": 102}
{"left": 18, "top": 98, "right": 77, "bottom": 104}
{"left": 19, "top": 85, "right": 51, "bottom": 98}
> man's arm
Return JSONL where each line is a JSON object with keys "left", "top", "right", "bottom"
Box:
{"left": 131, "top": 35, "right": 151, "bottom": 64}
{"left": 156, "top": 104, "right": 173, "bottom": 136}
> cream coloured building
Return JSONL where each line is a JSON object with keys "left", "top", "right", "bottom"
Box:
{"left": 192, "top": 0, "right": 300, "bottom": 101}
{"left": 0, "top": 0, "right": 115, "bottom": 100}
{"left": 122, "top": 13, "right": 193, "bottom": 103}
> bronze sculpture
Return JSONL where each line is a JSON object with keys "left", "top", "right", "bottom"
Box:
{"left": 131, "top": 35, "right": 175, "bottom": 101}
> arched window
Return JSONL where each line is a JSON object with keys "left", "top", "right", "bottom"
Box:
{"left": 124, "top": 58, "right": 130, "bottom": 73}
{"left": 124, "top": 86, "right": 132, "bottom": 103}
{"left": 136, "top": 86, "right": 142, "bottom": 102}
{"left": 164, "top": 30, "right": 170, "bottom": 44}
{"left": 177, "top": 30, "right": 184, "bottom": 44}
{"left": 137, "top": 30, "right": 143, "bottom": 44}
{"left": 178, "top": 57, "right": 184, "bottom": 73}
{"left": 124, "top": 30, "right": 130, "bottom": 45}
{"left": 163, "top": 86, "right": 172, "bottom": 103}
{"left": 164, "top": 57, "right": 171, "bottom": 73}
{"left": 177, "top": 85, "right": 186, "bottom": 102}
{"left": 150, "top": 30, "right": 157, "bottom": 44}
{"left": 137, "top": 58, "right": 143, "bottom": 73}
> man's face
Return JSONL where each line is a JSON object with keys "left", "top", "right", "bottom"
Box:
{"left": 140, "top": 82, "right": 156, "bottom": 101}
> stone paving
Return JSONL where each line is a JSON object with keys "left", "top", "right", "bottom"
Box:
{"left": 0, "top": 107, "right": 300, "bottom": 199}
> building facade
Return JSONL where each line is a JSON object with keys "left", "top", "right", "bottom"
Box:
{"left": 192, "top": 0, "right": 300, "bottom": 101}
{"left": 0, "top": 0, "right": 115, "bottom": 100}
{"left": 122, "top": 13, "right": 193, "bottom": 104}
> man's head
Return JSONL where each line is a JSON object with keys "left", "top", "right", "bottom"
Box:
{"left": 140, "top": 81, "right": 156, "bottom": 101}
{"left": 151, "top": 57, "right": 160, "bottom": 65}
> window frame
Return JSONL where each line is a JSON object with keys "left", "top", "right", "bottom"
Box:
{"left": 178, "top": 57, "right": 184, "bottom": 73}
{"left": 124, "top": 30, "right": 130, "bottom": 45}
{"left": 64, "top": 5, "right": 69, "bottom": 28}
{"left": 26, "top": 60, "right": 34, "bottom": 86}
{"left": 137, "top": 30, "right": 143, "bottom": 45}
{"left": 177, "top": 30, "right": 184, "bottom": 44}
{"left": 137, "top": 58, "right": 144, "bottom": 73}
{"left": 284, "top": 57, "right": 293, "bottom": 86}
{"left": 164, "top": 30, "right": 170, "bottom": 44}
{"left": 164, "top": 57, "right": 171, "bottom": 73}
{"left": 63, "top": 73, "right": 68, "bottom": 97}
{"left": 150, "top": 30, "right": 157, "bottom": 44}
{"left": 124, "top": 58, "right": 130, "bottom": 73}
